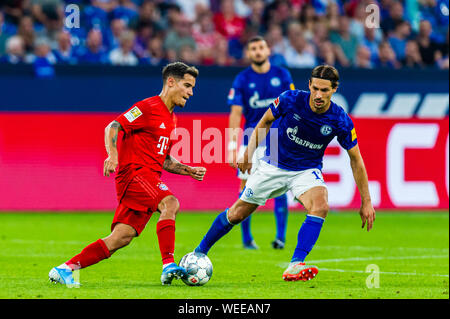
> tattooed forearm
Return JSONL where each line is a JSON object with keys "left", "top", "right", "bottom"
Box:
{"left": 105, "top": 121, "right": 122, "bottom": 155}
{"left": 163, "top": 155, "right": 191, "bottom": 175}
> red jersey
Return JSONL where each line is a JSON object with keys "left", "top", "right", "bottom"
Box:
{"left": 114, "top": 96, "right": 176, "bottom": 202}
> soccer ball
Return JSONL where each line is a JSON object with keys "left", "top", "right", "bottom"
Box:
{"left": 179, "top": 252, "right": 213, "bottom": 286}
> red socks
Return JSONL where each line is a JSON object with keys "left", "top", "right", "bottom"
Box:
{"left": 65, "top": 239, "right": 111, "bottom": 270}
{"left": 156, "top": 219, "right": 176, "bottom": 265}
{"left": 64, "top": 220, "right": 176, "bottom": 270}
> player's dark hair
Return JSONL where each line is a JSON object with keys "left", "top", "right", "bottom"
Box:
{"left": 310, "top": 65, "right": 339, "bottom": 89}
{"left": 246, "top": 35, "right": 266, "bottom": 48}
{"left": 162, "top": 62, "right": 199, "bottom": 83}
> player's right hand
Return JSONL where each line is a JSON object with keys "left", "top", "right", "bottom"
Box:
{"left": 228, "top": 150, "right": 238, "bottom": 169}
{"left": 103, "top": 156, "right": 118, "bottom": 177}
{"left": 237, "top": 156, "right": 252, "bottom": 175}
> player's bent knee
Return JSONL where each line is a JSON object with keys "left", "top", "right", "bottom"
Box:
{"left": 158, "top": 195, "right": 180, "bottom": 219}
{"left": 310, "top": 202, "right": 329, "bottom": 218}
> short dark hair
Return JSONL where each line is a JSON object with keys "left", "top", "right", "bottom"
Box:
{"left": 162, "top": 62, "right": 199, "bottom": 83}
{"left": 310, "top": 65, "right": 339, "bottom": 88}
{"left": 246, "top": 35, "right": 266, "bottom": 48}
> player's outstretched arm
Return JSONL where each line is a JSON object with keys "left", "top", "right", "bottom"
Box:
{"left": 163, "top": 155, "right": 206, "bottom": 181}
{"left": 347, "top": 145, "right": 376, "bottom": 231}
{"left": 103, "top": 120, "right": 122, "bottom": 177}
{"left": 238, "top": 108, "right": 276, "bottom": 174}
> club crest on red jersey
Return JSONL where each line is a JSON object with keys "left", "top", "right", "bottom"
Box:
{"left": 158, "top": 182, "right": 169, "bottom": 191}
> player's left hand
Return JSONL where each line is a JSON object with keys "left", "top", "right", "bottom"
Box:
{"left": 189, "top": 167, "right": 206, "bottom": 181}
{"left": 359, "top": 202, "right": 376, "bottom": 232}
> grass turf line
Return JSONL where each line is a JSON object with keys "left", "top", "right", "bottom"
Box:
{"left": 0, "top": 211, "right": 448, "bottom": 299}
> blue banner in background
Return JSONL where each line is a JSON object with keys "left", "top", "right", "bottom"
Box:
{"left": 0, "top": 65, "right": 448, "bottom": 117}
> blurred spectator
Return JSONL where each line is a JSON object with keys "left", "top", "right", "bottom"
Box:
{"left": 437, "top": 30, "right": 449, "bottom": 69}
{"left": 311, "top": 20, "right": 330, "bottom": 52}
{"left": 32, "top": 0, "right": 64, "bottom": 50}
{"left": 329, "top": 15, "right": 359, "bottom": 64}
{"left": 177, "top": 44, "right": 200, "bottom": 65}
{"left": 0, "top": 11, "right": 8, "bottom": 56}
{"left": 27, "top": 36, "right": 57, "bottom": 64}
{"left": 284, "top": 22, "right": 317, "bottom": 68}
{"left": 109, "top": 30, "right": 138, "bottom": 65}
{"left": 263, "top": 0, "right": 293, "bottom": 34}
{"left": 17, "top": 15, "right": 36, "bottom": 54}
{"left": 213, "top": 0, "right": 247, "bottom": 40}
{"left": 265, "top": 23, "right": 289, "bottom": 56}
{"left": 140, "top": 36, "right": 168, "bottom": 66}
{"left": 74, "top": 28, "right": 109, "bottom": 64}
{"left": 234, "top": 0, "right": 252, "bottom": 18}
{"left": 175, "top": 0, "right": 210, "bottom": 22}
{"left": 324, "top": 1, "right": 341, "bottom": 31}
{"left": 419, "top": 0, "right": 449, "bottom": 43}
{"left": 83, "top": 0, "right": 116, "bottom": 30}
{"left": 316, "top": 40, "right": 338, "bottom": 67}
{"left": 137, "top": 0, "right": 161, "bottom": 27}
{"left": 30, "top": 0, "right": 64, "bottom": 27}
{"left": 213, "top": 35, "right": 235, "bottom": 66}
{"left": 110, "top": 0, "right": 139, "bottom": 26}
{"left": 245, "top": 0, "right": 265, "bottom": 33}
{"left": 104, "top": 18, "right": 127, "bottom": 50}
{"left": 52, "top": 30, "right": 77, "bottom": 64}
{"left": 354, "top": 45, "right": 374, "bottom": 68}
{"left": 229, "top": 25, "right": 259, "bottom": 63}
{"left": 380, "top": 0, "right": 405, "bottom": 35}
{"left": 349, "top": 1, "right": 368, "bottom": 43}
{"left": 0, "top": 35, "right": 26, "bottom": 64}
{"left": 373, "top": 40, "right": 401, "bottom": 68}
{"left": 2, "top": 0, "right": 28, "bottom": 25}
{"left": 192, "top": 12, "right": 220, "bottom": 65}
{"left": 312, "top": 0, "right": 343, "bottom": 17}
{"left": 388, "top": 20, "right": 412, "bottom": 60}
{"left": 91, "top": 0, "right": 119, "bottom": 13}
{"left": 265, "top": 23, "right": 289, "bottom": 67}
{"left": 362, "top": 25, "right": 383, "bottom": 62}
{"left": 416, "top": 19, "right": 443, "bottom": 66}
{"left": 133, "top": 21, "right": 154, "bottom": 59}
{"left": 400, "top": 39, "right": 425, "bottom": 68}
{"left": 164, "top": 14, "right": 196, "bottom": 59}
{"left": 299, "top": 3, "right": 318, "bottom": 42}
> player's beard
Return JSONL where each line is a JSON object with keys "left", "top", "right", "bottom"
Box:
{"left": 252, "top": 58, "right": 267, "bottom": 67}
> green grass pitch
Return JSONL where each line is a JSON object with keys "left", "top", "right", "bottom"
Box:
{"left": 0, "top": 211, "right": 448, "bottom": 299}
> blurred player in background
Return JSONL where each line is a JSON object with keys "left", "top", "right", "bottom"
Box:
{"left": 227, "top": 35, "right": 295, "bottom": 250}
{"left": 195, "top": 65, "right": 375, "bottom": 281}
{"left": 49, "top": 62, "right": 206, "bottom": 286}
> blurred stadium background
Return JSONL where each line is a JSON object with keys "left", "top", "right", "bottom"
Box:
{"left": 0, "top": 0, "right": 448, "bottom": 213}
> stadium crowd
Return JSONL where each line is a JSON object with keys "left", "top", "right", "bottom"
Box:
{"left": 0, "top": 0, "right": 448, "bottom": 70}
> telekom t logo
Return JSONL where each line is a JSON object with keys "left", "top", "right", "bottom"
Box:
{"left": 157, "top": 136, "right": 169, "bottom": 155}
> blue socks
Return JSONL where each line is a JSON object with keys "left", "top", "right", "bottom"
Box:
{"left": 291, "top": 214, "right": 325, "bottom": 263}
{"left": 274, "top": 194, "right": 288, "bottom": 242}
{"left": 195, "top": 209, "right": 234, "bottom": 254}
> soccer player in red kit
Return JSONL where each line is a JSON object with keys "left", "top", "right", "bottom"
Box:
{"left": 49, "top": 62, "right": 206, "bottom": 286}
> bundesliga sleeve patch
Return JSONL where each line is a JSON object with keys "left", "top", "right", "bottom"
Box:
{"left": 273, "top": 97, "right": 280, "bottom": 108}
{"left": 124, "top": 106, "right": 143, "bottom": 123}
{"left": 351, "top": 128, "right": 357, "bottom": 141}
{"left": 228, "top": 88, "right": 235, "bottom": 100}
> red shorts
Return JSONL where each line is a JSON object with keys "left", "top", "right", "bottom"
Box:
{"left": 112, "top": 169, "right": 173, "bottom": 235}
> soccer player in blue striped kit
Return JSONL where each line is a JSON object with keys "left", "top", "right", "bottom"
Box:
{"left": 195, "top": 65, "right": 376, "bottom": 281}
{"left": 227, "top": 35, "right": 295, "bottom": 250}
